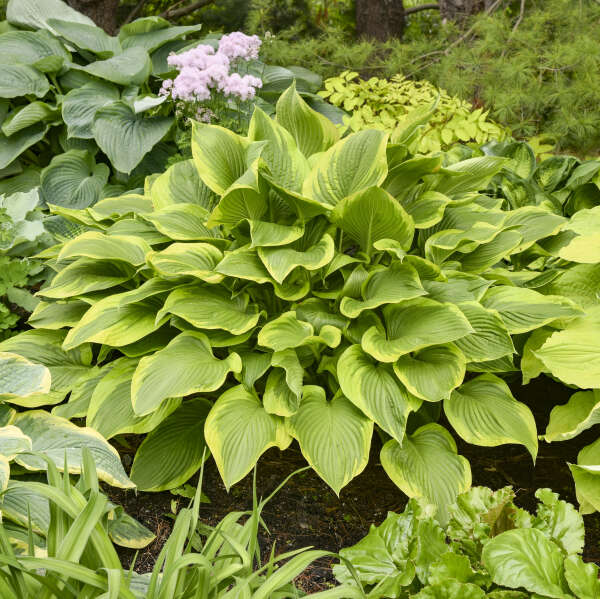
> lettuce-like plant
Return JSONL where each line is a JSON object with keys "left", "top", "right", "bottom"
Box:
{"left": 9, "top": 84, "right": 592, "bottom": 517}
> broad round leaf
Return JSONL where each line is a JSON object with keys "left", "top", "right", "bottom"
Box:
{"left": 0, "top": 64, "right": 49, "bottom": 98}
{"left": 7, "top": 0, "right": 96, "bottom": 31}
{"left": 0, "top": 352, "right": 51, "bottom": 405}
{"left": 58, "top": 231, "right": 151, "bottom": 266}
{"left": 47, "top": 18, "right": 121, "bottom": 57}
{"left": 147, "top": 242, "right": 224, "bottom": 283}
{"left": 0, "top": 30, "right": 69, "bottom": 67}
{"left": 2, "top": 101, "right": 58, "bottom": 137}
{"left": 78, "top": 46, "right": 151, "bottom": 86}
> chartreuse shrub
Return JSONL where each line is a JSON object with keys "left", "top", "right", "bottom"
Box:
{"left": 9, "top": 84, "right": 600, "bottom": 517}
{"left": 0, "top": 451, "right": 329, "bottom": 599}
{"left": 319, "top": 71, "right": 507, "bottom": 154}
{"left": 334, "top": 486, "right": 599, "bottom": 599}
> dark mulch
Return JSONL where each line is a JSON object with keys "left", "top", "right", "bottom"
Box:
{"left": 107, "top": 376, "right": 600, "bottom": 593}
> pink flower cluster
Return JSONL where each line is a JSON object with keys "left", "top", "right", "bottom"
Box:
{"left": 160, "top": 33, "right": 263, "bottom": 104}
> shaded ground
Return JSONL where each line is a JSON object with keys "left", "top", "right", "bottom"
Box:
{"left": 108, "top": 376, "right": 600, "bottom": 593}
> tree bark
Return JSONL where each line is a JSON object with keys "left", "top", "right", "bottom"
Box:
{"left": 66, "top": 0, "right": 120, "bottom": 34}
{"left": 355, "top": 0, "right": 405, "bottom": 41}
{"left": 438, "top": 0, "right": 487, "bottom": 22}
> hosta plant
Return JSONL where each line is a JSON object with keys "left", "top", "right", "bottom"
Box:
{"left": 334, "top": 485, "right": 599, "bottom": 599}
{"left": 319, "top": 71, "right": 508, "bottom": 153}
{"left": 11, "top": 84, "right": 595, "bottom": 518}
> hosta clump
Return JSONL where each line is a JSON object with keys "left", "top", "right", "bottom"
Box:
{"left": 334, "top": 486, "right": 598, "bottom": 598}
{"left": 15, "top": 84, "right": 587, "bottom": 513}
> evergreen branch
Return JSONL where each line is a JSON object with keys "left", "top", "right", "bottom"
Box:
{"left": 512, "top": 0, "right": 527, "bottom": 32}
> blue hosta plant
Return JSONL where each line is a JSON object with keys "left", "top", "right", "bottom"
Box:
{"left": 9, "top": 84, "right": 597, "bottom": 519}
{"left": 334, "top": 485, "right": 598, "bottom": 599}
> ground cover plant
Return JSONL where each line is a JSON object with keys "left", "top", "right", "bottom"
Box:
{"left": 5, "top": 83, "right": 600, "bottom": 523}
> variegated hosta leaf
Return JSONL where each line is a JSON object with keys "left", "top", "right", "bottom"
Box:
{"left": 0, "top": 456, "right": 8, "bottom": 493}
{"left": 362, "top": 298, "right": 473, "bottom": 363}
{"left": 147, "top": 242, "right": 224, "bottom": 283}
{"left": 286, "top": 386, "right": 373, "bottom": 495}
{"left": 481, "top": 286, "right": 582, "bottom": 334}
{"left": 303, "top": 129, "right": 388, "bottom": 207}
{"left": 339, "top": 261, "right": 426, "bottom": 319}
{"left": 381, "top": 423, "right": 471, "bottom": 524}
{"left": 205, "top": 386, "right": 290, "bottom": 489}
{"left": 545, "top": 390, "right": 600, "bottom": 442}
{"left": 0, "top": 352, "right": 51, "bottom": 405}
{"left": 444, "top": 374, "right": 538, "bottom": 461}
{"left": 338, "top": 345, "right": 417, "bottom": 444}
{"left": 131, "top": 399, "right": 211, "bottom": 492}
{"left": 12, "top": 410, "right": 134, "bottom": 488}
{"left": 0, "top": 425, "right": 32, "bottom": 460}
{"left": 393, "top": 344, "right": 466, "bottom": 402}
{"left": 131, "top": 331, "right": 242, "bottom": 416}
{"left": 142, "top": 204, "right": 223, "bottom": 242}
{"left": 276, "top": 82, "right": 339, "bottom": 158}
{"left": 157, "top": 284, "right": 260, "bottom": 335}
{"left": 332, "top": 186, "right": 414, "bottom": 255}
{"left": 58, "top": 231, "right": 151, "bottom": 266}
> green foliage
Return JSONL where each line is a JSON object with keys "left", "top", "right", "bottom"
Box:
{"left": 334, "top": 486, "right": 596, "bottom": 599}
{"left": 320, "top": 70, "right": 507, "bottom": 153}
{"left": 13, "top": 84, "right": 600, "bottom": 518}
{"left": 261, "top": 0, "right": 600, "bottom": 154}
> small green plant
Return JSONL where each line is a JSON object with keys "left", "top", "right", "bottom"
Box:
{"left": 334, "top": 486, "right": 598, "bottom": 598}
{"left": 319, "top": 71, "right": 507, "bottom": 153}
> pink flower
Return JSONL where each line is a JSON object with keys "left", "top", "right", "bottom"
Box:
{"left": 221, "top": 73, "right": 263, "bottom": 101}
{"left": 218, "top": 32, "right": 262, "bottom": 61}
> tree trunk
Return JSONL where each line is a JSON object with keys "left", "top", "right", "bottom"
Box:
{"left": 438, "top": 0, "right": 486, "bottom": 22}
{"left": 67, "top": 0, "right": 120, "bottom": 34}
{"left": 355, "top": 0, "right": 405, "bottom": 41}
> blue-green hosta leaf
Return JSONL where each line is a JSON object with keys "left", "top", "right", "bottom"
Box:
{"left": 40, "top": 150, "right": 109, "bottom": 209}
{"left": 0, "top": 64, "right": 50, "bottom": 98}
{"left": 248, "top": 105, "right": 310, "bottom": 192}
{"left": 120, "top": 22, "right": 202, "bottom": 53}
{"left": 482, "top": 528, "right": 570, "bottom": 598}
{"left": 47, "top": 18, "right": 121, "bottom": 57}
{"left": 381, "top": 424, "right": 471, "bottom": 524}
{"left": 38, "top": 259, "right": 135, "bottom": 299}
{"left": 147, "top": 243, "right": 224, "bottom": 283}
{"left": 0, "top": 123, "right": 47, "bottom": 169}
{"left": 340, "top": 262, "right": 425, "bottom": 319}
{"left": 401, "top": 191, "right": 451, "bottom": 229}
{"left": 287, "top": 386, "right": 373, "bottom": 495}
{"left": 258, "top": 233, "right": 335, "bottom": 284}
{"left": 131, "top": 398, "right": 211, "bottom": 492}
{"left": 2, "top": 101, "right": 59, "bottom": 137}
{"left": 338, "top": 345, "right": 417, "bottom": 444}
{"left": 131, "top": 331, "right": 241, "bottom": 416}
{"left": 0, "top": 30, "right": 69, "bottom": 68}
{"left": 28, "top": 300, "right": 89, "bottom": 329}
{"left": 158, "top": 284, "right": 260, "bottom": 335}
{"left": 0, "top": 352, "right": 51, "bottom": 406}
{"left": 0, "top": 329, "right": 91, "bottom": 395}
{"left": 7, "top": 0, "right": 96, "bottom": 31}
{"left": 362, "top": 298, "right": 473, "bottom": 363}
{"left": 77, "top": 46, "right": 152, "bottom": 86}
{"left": 481, "top": 286, "right": 582, "bottom": 334}
{"left": 58, "top": 232, "right": 151, "bottom": 266}
{"left": 394, "top": 344, "right": 466, "bottom": 402}
{"left": 52, "top": 365, "right": 106, "bottom": 420}
{"left": 545, "top": 390, "right": 600, "bottom": 442}
{"left": 87, "top": 358, "right": 180, "bottom": 439}
{"left": 205, "top": 385, "right": 290, "bottom": 489}
{"left": 93, "top": 101, "right": 173, "bottom": 174}
{"left": 276, "top": 82, "right": 339, "bottom": 158}
{"left": 454, "top": 302, "right": 515, "bottom": 362}
{"left": 0, "top": 425, "right": 32, "bottom": 461}
{"left": 444, "top": 374, "right": 538, "bottom": 461}
{"left": 263, "top": 350, "right": 303, "bottom": 417}
{"left": 564, "top": 555, "right": 600, "bottom": 599}
{"left": 303, "top": 129, "right": 388, "bottom": 207}
{"left": 13, "top": 410, "right": 134, "bottom": 488}
{"left": 150, "top": 159, "right": 217, "bottom": 209}
{"left": 333, "top": 186, "right": 414, "bottom": 255}
{"left": 62, "top": 81, "right": 120, "bottom": 139}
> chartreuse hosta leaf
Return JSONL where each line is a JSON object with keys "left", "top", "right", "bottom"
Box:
{"left": 554, "top": 205, "right": 600, "bottom": 263}
{"left": 205, "top": 385, "right": 290, "bottom": 489}
{"left": 381, "top": 424, "right": 471, "bottom": 524}
{"left": 332, "top": 186, "right": 414, "bottom": 255}
{"left": 481, "top": 286, "right": 583, "bottom": 334}
{"left": 58, "top": 231, "right": 151, "bottom": 266}
{"left": 287, "top": 386, "right": 373, "bottom": 495}
{"left": 131, "top": 332, "right": 242, "bottom": 416}
{"left": 338, "top": 345, "right": 418, "bottom": 443}
{"left": 444, "top": 374, "right": 538, "bottom": 461}
{"left": 157, "top": 284, "right": 260, "bottom": 335}
{"left": 340, "top": 261, "right": 426, "bottom": 318}
{"left": 12, "top": 410, "right": 133, "bottom": 488}
{"left": 131, "top": 399, "right": 211, "bottom": 492}
{"left": 394, "top": 344, "right": 466, "bottom": 402}
{"left": 545, "top": 390, "right": 600, "bottom": 442}
{"left": 362, "top": 298, "right": 474, "bottom": 363}
{"left": 0, "top": 352, "right": 51, "bottom": 405}
{"left": 570, "top": 438, "right": 600, "bottom": 514}
{"left": 143, "top": 204, "right": 223, "bottom": 243}
{"left": 401, "top": 190, "right": 451, "bottom": 229}
{"left": 263, "top": 349, "right": 303, "bottom": 417}
{"left": 276, "top": 81, "right": 339, "bottom": 157}
{"left": 147, "top": 243, "right": 224, "bottom": 283}
{"left": 258, "top": 311, "right": 340, "bottom": 351}
{"left": 303, "top": 129, "right": 388, "bottom": 207}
